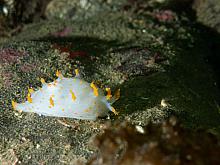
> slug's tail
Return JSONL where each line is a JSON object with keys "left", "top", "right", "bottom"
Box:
{"left": 105, "top": 88, "right": 120, "bottom": 115}
{"left": 106, "top": 102, "right": 119, "bottom": 115}
{"left": 11, "top": 100, "right": 25, "bottom": 113}
{"left": 12, "top": 100, "right": 17, "bottom": 110}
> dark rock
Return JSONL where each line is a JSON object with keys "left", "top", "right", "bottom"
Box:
{"left": 110, "top": 47, "right": 166, "bottom": 77}
{"left": 88, "top": 117, "right": 220, "bottom": 165}
{"left": 193, "top": 0, "right": 220, "bottom": 33}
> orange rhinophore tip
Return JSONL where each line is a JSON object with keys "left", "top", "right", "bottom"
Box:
{"left": 111, "top": 106, "right": 119, "bottom": 115}
{"left": 105, "top": 88, "right": 112, "bottom": 100}
{"left": 90, "top": 82, "right": 99, "bottom": 97}
{"left": 114, "top": 89, "right": 120, "bottom": 100}
{"left": 12, "top": 100, "right": 17, "bottom": 110}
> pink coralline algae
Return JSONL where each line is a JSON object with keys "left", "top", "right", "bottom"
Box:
{"left": 0, "top": 70, "right": 15, "bottom": 88}
{"left": 19, "top": 62, "right": 38, "bottom": 73}
{"left": 51, "top": 27, "right": 72, "bottom": 37}
{"left": 0, "top": 48, "right": 27, "bottom": 64}
{"left": 52, "top": 43, "right": 88, "bottom": 59}
{"left": 153, "top": 10, "right": 175, "bottom": 22}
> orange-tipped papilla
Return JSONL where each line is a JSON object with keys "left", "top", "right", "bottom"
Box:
{"left": 90, "top": 82, "right": 99, "bottom": 97}
{"left": 75, "top": 69, "right": 79, "bottom": 77}
{"left": 56, "top": 70, "right": 63, "bottom": 78}
{"left": 12, "top": 100, "right": 17, "bottom": 110}
{"left": 105, "top": 88, "right": 112, "bottom": 100}
{"left": 40, "top": 78, "right": 46, "bottom": 84}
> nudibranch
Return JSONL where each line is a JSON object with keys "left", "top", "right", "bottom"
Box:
{"left": 12, "top": 69, "right": 119, "bottom": 120}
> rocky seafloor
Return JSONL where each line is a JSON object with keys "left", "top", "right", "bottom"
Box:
{"left": 0, "top": 0, "right": 220, "bottom": 164}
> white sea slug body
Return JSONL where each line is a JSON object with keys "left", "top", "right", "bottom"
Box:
{"left": 12, "top": 70, "right": 119, "bottom": 120}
